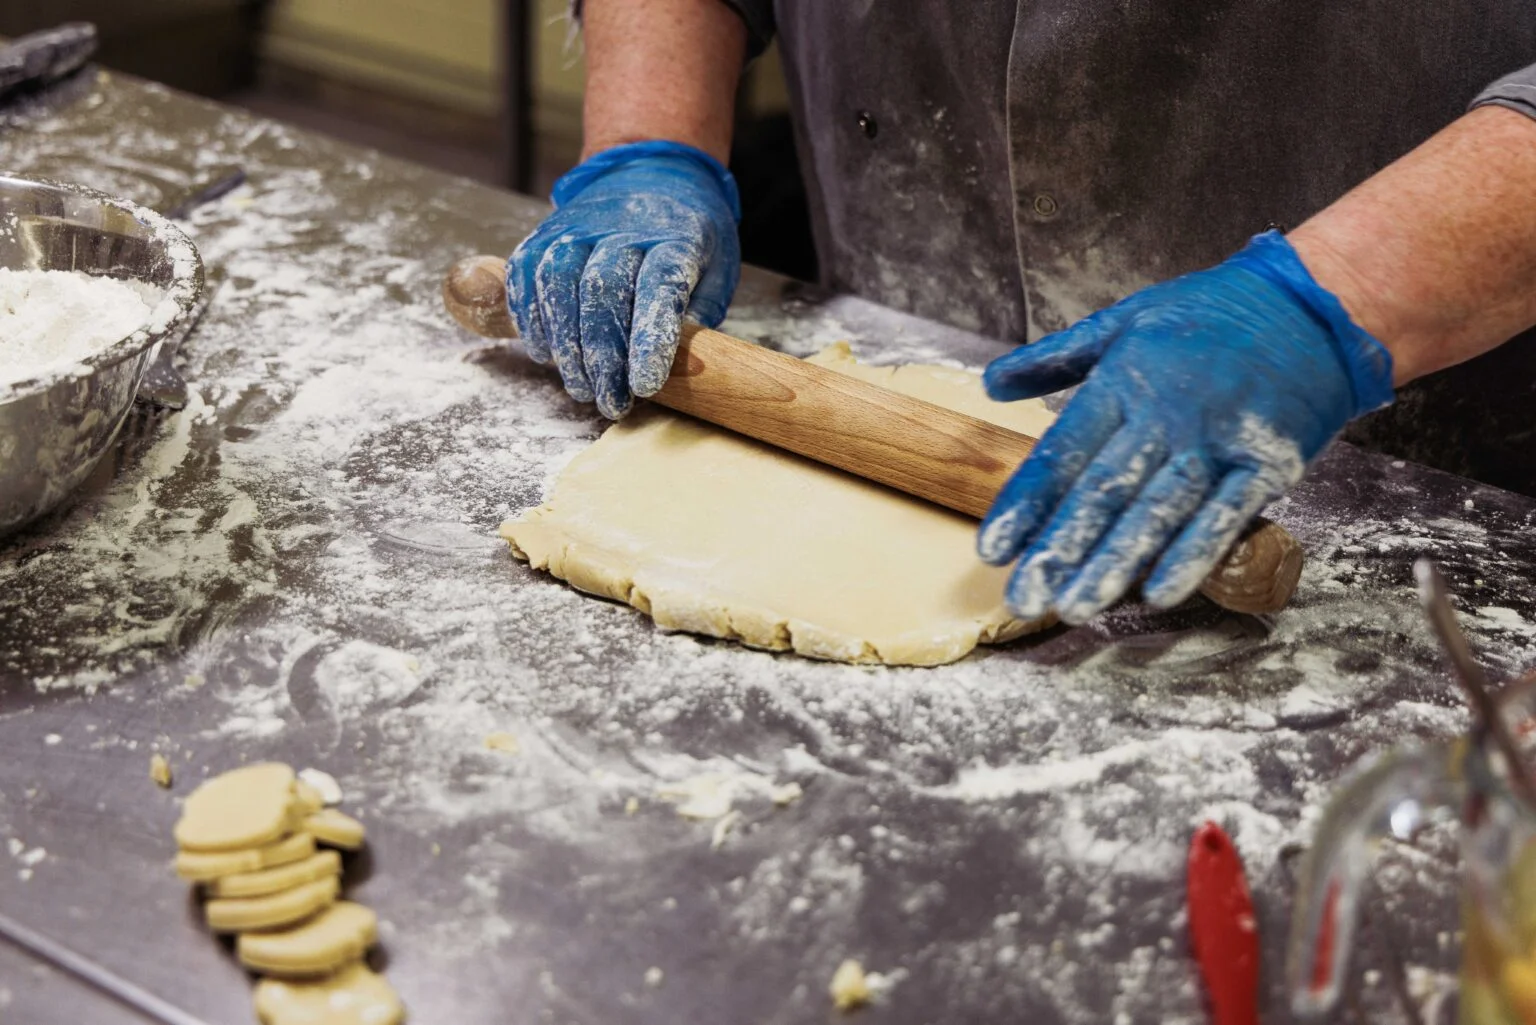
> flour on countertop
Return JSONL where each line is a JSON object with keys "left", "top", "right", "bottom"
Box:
{"left": 0, "top": 268, "right": 155, "bottom": 386}
{"left": 0, "top": 80, "right": 1524, "bottom": 1022}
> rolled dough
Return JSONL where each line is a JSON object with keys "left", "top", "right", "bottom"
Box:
{"left": 501, "top": 344, "right": 1057, "bottom": 666}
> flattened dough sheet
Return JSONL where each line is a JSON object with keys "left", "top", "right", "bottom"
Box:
{"left": 500, "top": 343, "right": 1057, "bottom": 666}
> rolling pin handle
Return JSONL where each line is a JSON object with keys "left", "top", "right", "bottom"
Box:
{"left": 444, "top": 254, "right": 519, "bottom": 340}
{"left": 1196, "top": 517, "right": 1303, "bottom": 615}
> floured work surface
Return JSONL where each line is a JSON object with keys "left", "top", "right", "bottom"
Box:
{"left": 6, "top": 68, "right": 1536, "bottom": 1025}
{"left": 501, "top": 343, "right": 1057, "bottom": 666}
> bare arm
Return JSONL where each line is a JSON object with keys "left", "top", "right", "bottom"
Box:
{"left": 1290, "top": 105, "right": 1536, "bottom": 385}
{"left": 580, "top": 0, "right": 747, "bottom": 163}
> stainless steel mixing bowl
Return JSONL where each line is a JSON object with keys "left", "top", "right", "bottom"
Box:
{"left": 0, "top": 173, "right": 205, "bottom": 537}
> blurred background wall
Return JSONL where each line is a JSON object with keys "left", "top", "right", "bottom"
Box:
{"left": 0, "top": 0, "right": 813, "bottom": 277}
{"left": 259, "top": 0, "right": 580, "bottom": 186}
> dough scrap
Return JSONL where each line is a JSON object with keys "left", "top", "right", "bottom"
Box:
{"left": 175, "top": 763, "right": 300, "bottom": 852}
{"left": 484, "top": 731, "right": 520, "bottom": 754}
{"left": 205, "top": 875, "right": 339, "bottom": 933}
{"left": 501, "top": 344, "right": 1057, "bottom": 666}
{"left": 253, "top": 962, "right": 404, "bottom": 1025}
{"left": 305, "top": 809, "right": 366, "bottom": 851}
{"left": 175, "top": 832, "right": 316, "bottom": 882}
{"left": 830, "top": 959, "right": 871, "bottom": 1011}
{"left": 238, "top": 901, "right": 377, "bottom": 976}
{"left": 208, "top": 850, "right": 342, "bottom": 900}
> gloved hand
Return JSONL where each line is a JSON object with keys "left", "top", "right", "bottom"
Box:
{"left": 978, "top": 230, "right": 1395, "bottom": 624}
{"left": 507, "top": 140, "right": 742, "bottom": 418}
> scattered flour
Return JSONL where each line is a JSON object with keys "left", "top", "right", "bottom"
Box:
{"left": 0, "top": 268, "right": 154, "bottom": 386}
{"left": 5, "top": 835, "right": 47, "bottom": 881}
{"left": 928, "top": 729, "right": 1258, "bottom": 803}
{"left": 0, "top": 79, "right": 1526, "bottom": 1024}
{"left": 313, "top": 641, "right": 425, "bottom": 714}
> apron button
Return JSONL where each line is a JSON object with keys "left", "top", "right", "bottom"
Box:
{"left": 856, "top": 111, "right": 878, "bottom": 139}
{"left": 1033, "top": 193, "right": 1058, "bottom": 218}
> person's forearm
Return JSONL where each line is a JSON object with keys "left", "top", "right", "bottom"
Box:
{"left": 1289, "top": 105, "right": 1536, "bottom": 385}
{"left": 581, "top": 0, "right": 745, "bottom": 164}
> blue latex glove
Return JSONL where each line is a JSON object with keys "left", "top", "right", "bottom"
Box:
{"left": 978, "top": 231, "right": 1394, "bottom": 624}
{"left": 507, "top": 140, "right": 742, "bottom": 418}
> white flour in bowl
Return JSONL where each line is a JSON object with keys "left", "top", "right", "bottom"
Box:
{"left": 0, "top": 268, "right": 154, "bottom": 387}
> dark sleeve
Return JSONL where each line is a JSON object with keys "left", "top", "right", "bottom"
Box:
{"left": 568, "top": 0, "right": 775, "bottom": 59}
{"left": 716, "top": 0, "right": 776, "bottom": 57}
{"left": 1470, "top": 63, "right": 1536, "bottom": 119}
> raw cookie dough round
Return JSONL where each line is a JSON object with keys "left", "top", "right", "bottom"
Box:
{"left": 175, "top": 763, "right": 300, "bottom": 852}
{"left": 208, "top": 850, "right": 342, "bottom": 900}
{"left": 205, "top": 875, "right": 339, "bottom": 933}
{"left": 253, "top": 962, "right": 404, "bottom": 1025}
{"left": 304, "top": 809, "right": 366, "bottom": 851}
{"left": 501, "top": 344, "right": 1059, "bottom": 666}
{"left": 238, "top": 901, "right": 377, "bottom": 976}
{"left": 176, "top": 832, "right": 316, "bottom": 882}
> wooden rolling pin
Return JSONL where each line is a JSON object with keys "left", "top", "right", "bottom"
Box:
{"left": 444, "top": 255, "right": 1302, "bottom": 615}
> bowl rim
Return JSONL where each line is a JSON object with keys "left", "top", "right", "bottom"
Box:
{"left": 0, "top": 171, "right": 207, "bottom": 400}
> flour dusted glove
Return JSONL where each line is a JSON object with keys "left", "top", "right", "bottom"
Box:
{"left": 507, "top": 140, "right": 742, "bottom": 418}
{"left": 978, "top": 230, "right": 1395, "bottom": 625}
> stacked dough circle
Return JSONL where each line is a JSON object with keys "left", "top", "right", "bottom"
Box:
{"left": 173, "top": 763, "right": 403, "bottom": 1025}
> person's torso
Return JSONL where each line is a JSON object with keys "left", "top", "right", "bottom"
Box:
{"left": 774, "top": 0, "right": 1536, "bottom": 494}
{"left": 775, "top": 2, "right": 1027, "bottom": 340}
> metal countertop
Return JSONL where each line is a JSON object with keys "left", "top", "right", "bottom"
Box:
{"left": 2, "top": 69, "right": 1534, "bottom": 1025}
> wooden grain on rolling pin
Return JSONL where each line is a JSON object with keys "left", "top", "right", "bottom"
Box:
{"left": 659, "top": 326, "right": 1033, "bottom": 520}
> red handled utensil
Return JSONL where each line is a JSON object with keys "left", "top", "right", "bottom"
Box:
{"left": 1188, "top": 821, "right": 1261, "bottom": 1025}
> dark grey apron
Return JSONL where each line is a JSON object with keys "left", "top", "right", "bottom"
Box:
{"left": 772, "top": 2, "right": 1536, "bottom": 495}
